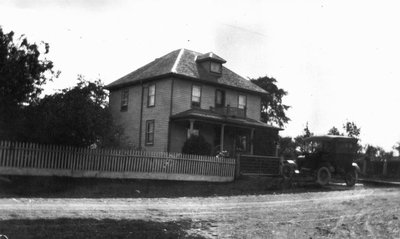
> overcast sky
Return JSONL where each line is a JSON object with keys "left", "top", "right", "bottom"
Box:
{"left": 1, "top": 0, "right": 400, "bottom": 152}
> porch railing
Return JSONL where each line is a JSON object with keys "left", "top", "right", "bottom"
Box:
{"left": 210, "top": 105, "right": 246, "bottom": 118}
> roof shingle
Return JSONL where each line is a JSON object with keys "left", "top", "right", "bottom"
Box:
{"left": 170, "top": 108, "right": 281, "bottom": 130}
{"left": 106, "top": 48, "right": 267, "bottom": 94}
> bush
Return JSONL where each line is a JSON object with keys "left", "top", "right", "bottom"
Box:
{"left": 182, "top": 135, "right": 211, "bottom": 156}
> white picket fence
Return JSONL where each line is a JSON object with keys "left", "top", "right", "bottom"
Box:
{"left": 0, "top": 141, "right": 236, "bottom": 182}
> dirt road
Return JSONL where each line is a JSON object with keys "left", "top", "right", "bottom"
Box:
{"left": 0, "top": 185, "right": 399, "bottom": 238}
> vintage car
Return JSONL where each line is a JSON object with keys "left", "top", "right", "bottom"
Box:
{"left": 283, "top": 135, "right": 360, "bottom": 186}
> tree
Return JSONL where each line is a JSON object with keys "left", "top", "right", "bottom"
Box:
{"left": 0, "top": 27, "right": 55, "bottom": 140}
{"left": 365, "top": 145, "right": 393, "bottom": 161}
{"left": 250, "top": 75, "right": 290, "bottom": 127}
{"left": 21, "top": 76, "right": 123, "bottom": 147}
{"left": 393, "top": 142, "right": 400, "bottom": 156}
{"left": 253, "top": 128, "right": 280, "bottom": 156}
{"left": 343, "top": 121, "right": 361, "bottom": 138}
{"left": 294, "top": 123, "right": 314, "bottom": 153}
{"left": 327, "top": 126, "right": 341, "bottom": 136}
{"left": 278, "top": 136, "right": 297, "bottom": 160}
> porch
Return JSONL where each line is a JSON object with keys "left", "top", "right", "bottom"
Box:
{"left": 169, "top": 108, "right": 280, "bottom": 157}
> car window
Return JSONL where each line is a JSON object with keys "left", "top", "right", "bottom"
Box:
{"left": 336, "top": 142, "right": 355, "bottom": 153}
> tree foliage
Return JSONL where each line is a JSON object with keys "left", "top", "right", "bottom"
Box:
{"left": 250, "top": 75, "right": 290, "bottom": 128}
{"left": 327, "top": 126, "right": 342, "bottom": 136}
{"left": 365, "top": 144, "right": 394, "bottom": 161}
{"left": 294, "top": 123, "right": 314, "bottom": 153}
{"left": 277, "top": 123, "right": 313, "bottom": 159}
{"left": 278, "top": 136, "right": 297, "bottom": 160}
{"left": 20, "top": 77, "right": 123, "bottom": 147}
{"left": 253, "top": 128, "right": 280, "bottom": 156}
{"left": 393, "top": 142, "right": 400, "bottom": 156}
{"left": 0, "top": 27, "right": 55, "bottom": 140}
{"left": 343, "top": 121, "right": 361, "bottom": 138}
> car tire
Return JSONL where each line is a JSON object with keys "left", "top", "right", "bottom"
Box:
{"left": 345, "top": 169, "right": 358, "bottom": 187}
{"left": 316, "top": 166, "right": 331, "bottom": 186}
{"left": 282, "top": 164, "right": 294, "bottom": 180}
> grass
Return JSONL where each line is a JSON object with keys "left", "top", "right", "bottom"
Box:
{"left": 0, "top": 218, "right": 206, "bottom": 239}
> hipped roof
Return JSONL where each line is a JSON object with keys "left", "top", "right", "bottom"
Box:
{"left": 106, "top": 48, "right": 267, "bottom": 95}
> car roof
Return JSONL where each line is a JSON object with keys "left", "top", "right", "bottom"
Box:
{"left": 304, "top": 135, "right": 358, "bottom": 143}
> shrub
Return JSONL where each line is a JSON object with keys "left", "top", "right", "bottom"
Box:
{"left": 182, "top": 135, "right": 211, "bottom": 156}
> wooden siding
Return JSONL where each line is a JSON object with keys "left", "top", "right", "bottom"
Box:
{"left": 246, "top": 94, "right": 261, "bottom": 120}
{"left": 141, "top": 79, "right": 172, "bottom": 152}
{"left": 171, "top": 78, "right": 192, "bottom": 115}
{"left": 172, "top": 78, "right": 262, "bottom": 121}
{"left": 109, "top": 85, "right": 142, "bottom": 147}
{"left": 109, "top": 76, "right": 263, "bottom": 153}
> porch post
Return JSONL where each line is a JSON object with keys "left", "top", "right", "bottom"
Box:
{"left": 220, "top": 124, "right": 225, "bottom": 151}
{"left": 250, "top": 128, "right": 255, "bottom": 155}
{"left": 187, "top": 119, "right": 196, "bottom": 138}
{"left": 189, "top": 120, "right": 195, "bottom": 132}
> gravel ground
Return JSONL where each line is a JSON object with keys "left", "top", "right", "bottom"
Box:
{"left": 0, "top": 183, "right": 399, "bottom": 238}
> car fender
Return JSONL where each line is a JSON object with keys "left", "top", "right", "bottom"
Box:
{"left": 285, "top": 160, "right": 297, "bottom": 165}
{"left": 283, "top": 159, "right": 300, "bottom": 174}
{"left": 352, "top": 162, "right": 361, "bottom": 173}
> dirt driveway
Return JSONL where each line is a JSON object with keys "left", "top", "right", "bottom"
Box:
{"left": 0, "top": 184, "right": 399, "bottom": 238}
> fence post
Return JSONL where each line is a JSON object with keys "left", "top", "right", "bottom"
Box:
{"left": 383, "top": 159, "right": 387, "bottom": 176}
{"left": 235, "top": 154, "right": 241, "bottom": 179}
{"left": 275, "top": 143, "right": 280, "bottom": 157}
{"left": 363, "top": 158, "right": 367, "bottom": 175}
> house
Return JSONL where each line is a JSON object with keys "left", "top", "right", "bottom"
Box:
{"left": 106, "top": 49, "right": 280, "bottom": 156}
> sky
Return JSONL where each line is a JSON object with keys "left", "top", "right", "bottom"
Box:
{"left": 1, "top": 0, "right": 400, "bottom": 152}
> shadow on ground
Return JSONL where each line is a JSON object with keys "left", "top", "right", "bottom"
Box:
{"left": 0, "top": 218, "right": 205, "bottom": 239}
{"left": 0, "top": 175, "right": 358, "bottom": 198}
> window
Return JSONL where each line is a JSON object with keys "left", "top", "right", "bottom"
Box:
{"left": 238, "top": 94, "right": 247, "bottom": 109}
{"left": 191, "top": 85, "right": 201, "bottom": 107}
{"left": 148, "top": 84, "right": 155, "bottom": 107}
{"left": 210, "top": 62, "right": 222, "bottom": 73}
{"left": 215, "top": 89, "right": 225, "bottom": 107}
{"left": 237, "top": 135, "right": 248, "bottom": 152}
{"left": 145, "top": 120, "right": 155, "bottom": 145}
{"left": 120, "top": 89, "right": 129, "bottom": 111}
{"left": 187, "top": 129, "right": 199, "bottom": 139}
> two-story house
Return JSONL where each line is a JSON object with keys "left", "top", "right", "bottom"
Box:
{"left": 106, "top": 49, "right": 280, "bottom": 156}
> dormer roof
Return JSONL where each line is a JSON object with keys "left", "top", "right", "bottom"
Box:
{"left": 195, "top": 52, "right": 227, "bottom": 63}
{"left": 106, "top": 48, "right": 267, "bottom": 95}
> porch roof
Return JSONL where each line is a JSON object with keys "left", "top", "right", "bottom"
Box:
{"left": 170, "top": 108, "right": 282, "bottom": 130}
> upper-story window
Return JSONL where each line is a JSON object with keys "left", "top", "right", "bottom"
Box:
{"left": 238, "top": 94, "right": 247, "bottom": 109}
{"left": 191, "top": 85, "right": 201, "bottom": 108}
{"left": 147, "top": 84, "right": 155, "bottom": 107}
{"left": 210, "top": 62, "right": 222, "bottom": 74}
{"left": 215, "top": 89, "right": 225, "bottom": 107}
{"left": 120, "top": 89, "right": 129, "bottom": 112}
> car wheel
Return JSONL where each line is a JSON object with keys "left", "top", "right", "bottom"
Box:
{"left": 345, "top": 169, "right": 358, "bottom": 187}
{"left": 316, "top": 166, "right": 331, "bottom": 186}
{"left": 282, "top": 164, "right": 294, "bottom": 180}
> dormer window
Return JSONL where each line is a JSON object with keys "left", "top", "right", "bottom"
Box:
{"left": 210, "top": 62, "right": 222, "bottom": 74}
{"left": 196, "top": 52, "right": 226, "bottom": 75}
